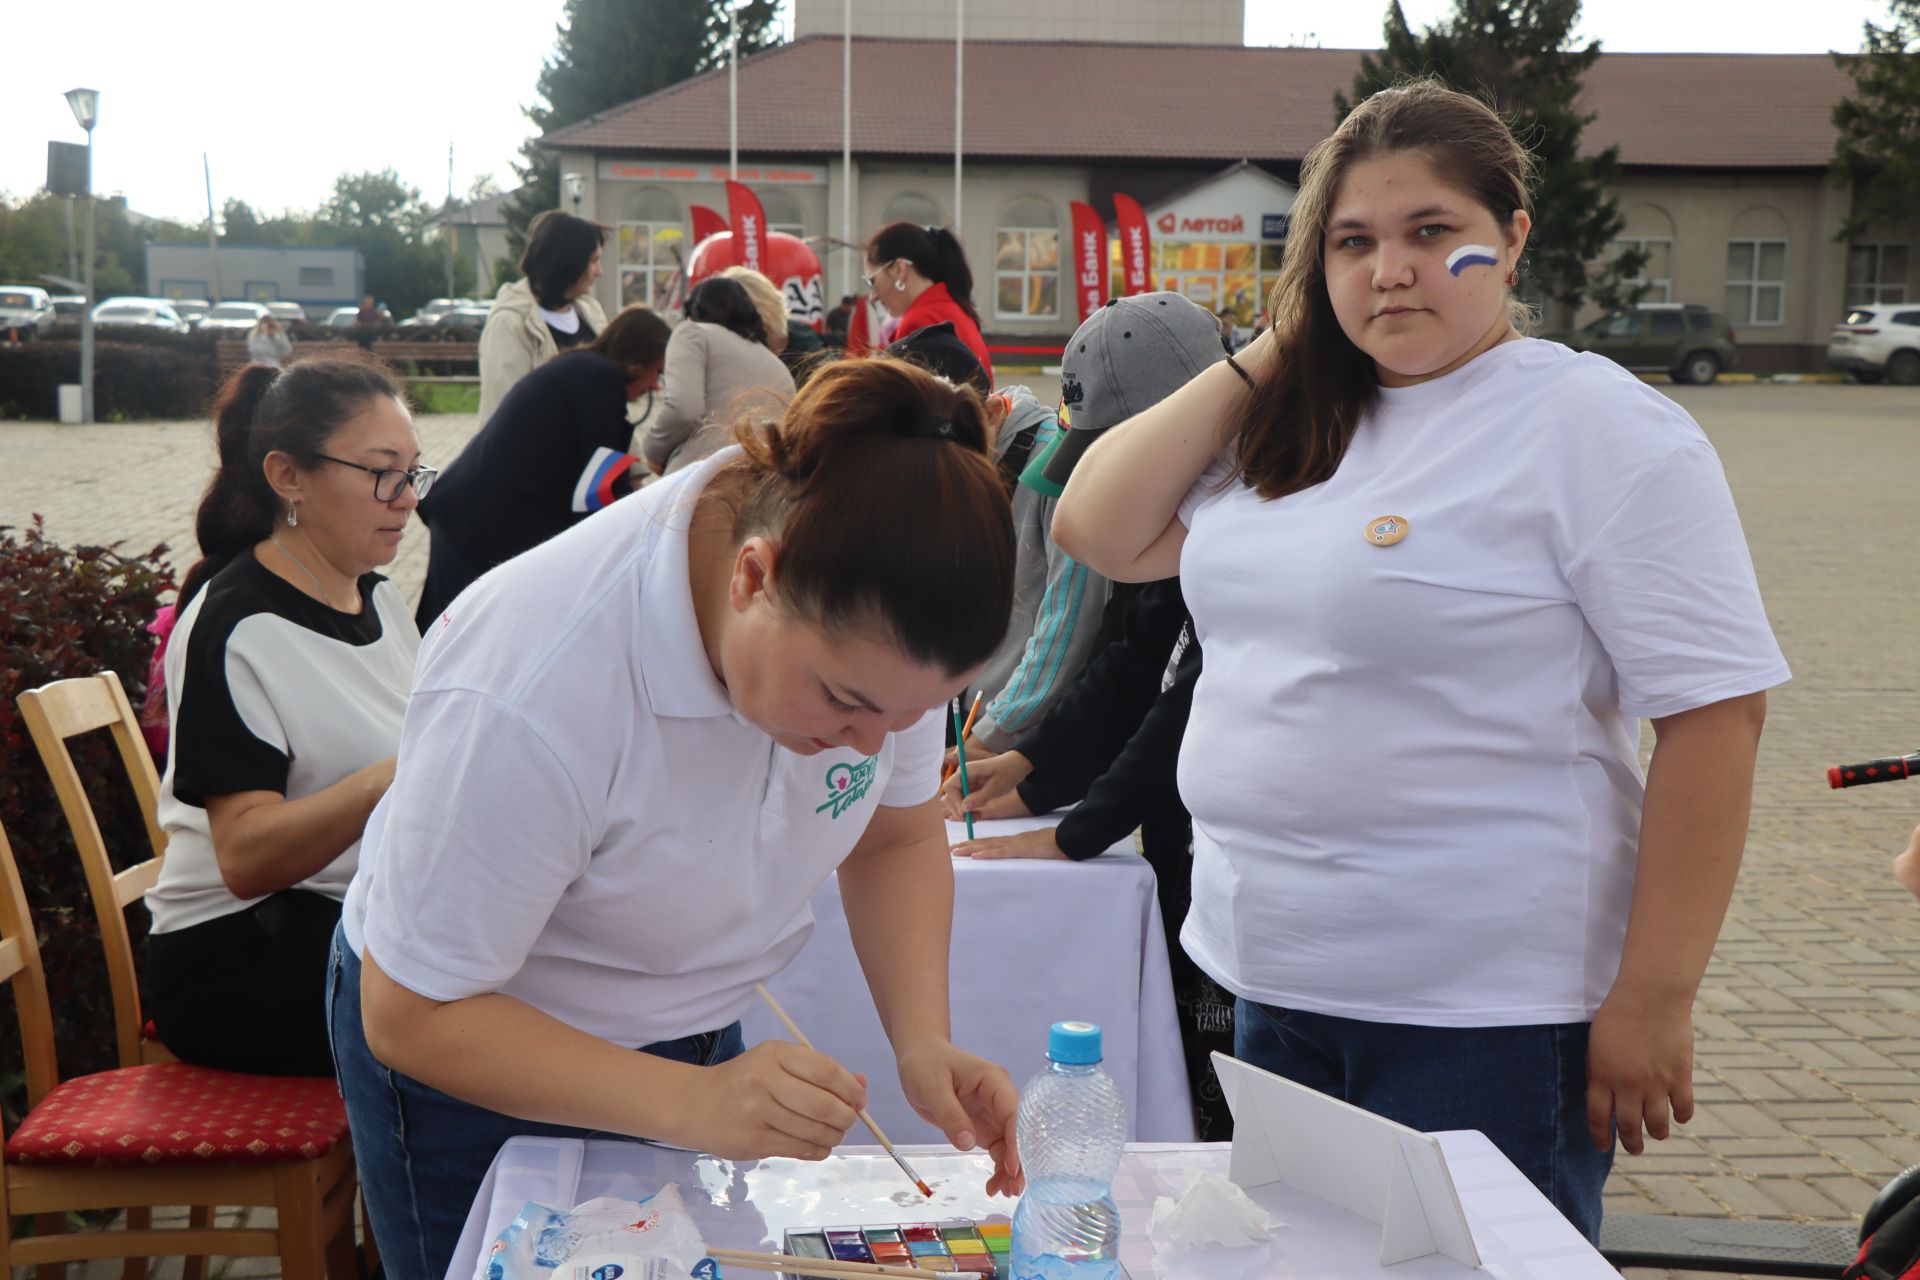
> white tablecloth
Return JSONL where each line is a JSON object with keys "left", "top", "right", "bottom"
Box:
{"left": 451, "top": 1134, "right": 1619, "bottom": 1280}
{"left": 738, "top": 816, "right": 1194, "bottom": 1145}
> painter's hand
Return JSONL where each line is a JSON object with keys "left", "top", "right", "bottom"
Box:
{"left": 1893, "top": 823, "right": 1920, "bottom": 904}
{"left": 951, "top": 828, "right": 1067, "bottom": 861}
{"left": 897, "top": 1039, "right": 1024, "bottom": 1197}
{"left": 940, "top": 750, "right": 1034, "bottom": 821}
{"left": 1586, "top": 986, "right": 1693, "bottom": 1155}
{"left": 690, "top": 1041, "right": 866, "bottom": 1160}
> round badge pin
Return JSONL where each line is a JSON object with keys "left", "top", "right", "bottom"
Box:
{"left": 1365, "top": 515, "right": 1409, "bottom": 546}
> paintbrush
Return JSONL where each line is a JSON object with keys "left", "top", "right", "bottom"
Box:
{"left": 754, "top": 982, "right": 934, "bottom": 1199}
{"left": 706, "top": 1250, "right": 945, "bottom": 1280}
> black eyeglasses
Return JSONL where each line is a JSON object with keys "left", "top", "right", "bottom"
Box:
{"left": 314, "top": 454, "right": 437, "bottom": 502}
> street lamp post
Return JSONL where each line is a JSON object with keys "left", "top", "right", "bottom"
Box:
{"left": 563, "top": 172, "right": 586, "bottom": 216}
{"left": 65, "top": 87, "right": 98, "bottom": 425}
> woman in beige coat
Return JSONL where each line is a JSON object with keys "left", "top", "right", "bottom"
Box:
{"left": 640, "top": 276, "right": 795, "bottom": 474}
{"left": 478, "top": 210, "right": 611, "bottom": 424}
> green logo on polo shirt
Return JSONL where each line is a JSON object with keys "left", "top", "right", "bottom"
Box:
{"left": 816, "top": 755, "right": 878, "bottom": 818}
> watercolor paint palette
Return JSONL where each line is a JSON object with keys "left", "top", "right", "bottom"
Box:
{"left": 782, "top": 1220, "right": 1010, "bottom": 1280}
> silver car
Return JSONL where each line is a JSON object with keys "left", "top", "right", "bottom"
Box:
{"left": 91, "top": 298, "right": 190, "bottom": 335}
{"left": 0, "top": 285, "right": 52, "bottom": 337}
{"left": 199, "top": 301, "right": 272, "bottom": 336}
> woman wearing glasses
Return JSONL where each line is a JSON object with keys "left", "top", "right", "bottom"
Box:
{"left": 145, "top": 356, "right": 432, "bottom": 1077}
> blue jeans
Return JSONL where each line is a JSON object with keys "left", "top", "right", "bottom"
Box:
{"left": 326, "top": 926, "right": 744, "bottom": 1280}
{"left": 1233, "top": 999, "right": 1612, "bottom": 1243}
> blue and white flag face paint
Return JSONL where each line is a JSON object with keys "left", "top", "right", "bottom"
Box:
{"left": 1446, "top": 244, "right": 1502, "bottom": 276}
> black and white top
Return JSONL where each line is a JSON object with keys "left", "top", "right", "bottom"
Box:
{"left": 148, "top": 550, "right": 418, "bottom": 934}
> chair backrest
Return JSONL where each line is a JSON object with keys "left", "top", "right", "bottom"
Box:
{"left": 16, "top": 671, "right": 168, "bottom": 1068}
{"left": 0, "top": 819, "right": 65, "bottom": 1111}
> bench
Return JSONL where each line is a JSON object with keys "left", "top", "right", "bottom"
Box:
{"left": 214, "top": 339, "right": 480, "bottom": 385}
{"left": 1599, "top": 1213, "right": 1857, "bottom": 1277}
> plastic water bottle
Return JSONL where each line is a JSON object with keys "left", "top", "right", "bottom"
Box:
{"left": 1010, "top": 1021, "right": 1127, "bottom": 1280}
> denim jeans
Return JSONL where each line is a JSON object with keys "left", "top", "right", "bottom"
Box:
{"left": 326, "top": 925, "right": 745, "bottom": 1280}
{"left": 1233, "top": 998, "right": 1612, "bottom": 1243}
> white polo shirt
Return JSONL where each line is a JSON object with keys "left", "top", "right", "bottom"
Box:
{"left": 1174, "top": 337, "right": 1790, "bottom": 1027}
{"left": 341, "top": 449, "right": 943, "bottom": 1046}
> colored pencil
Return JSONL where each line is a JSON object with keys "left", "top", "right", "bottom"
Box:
{"left": 941, "top": 691, "right": 984, "bottom": 785}
{"left": 706, "top": 1250, "right": 945, "bottom": 1280}
{"left": 951, "top": 699, "right": 976, "bottom": 841}
{"left": 753, "top": 983, "right": 934, "bottom": 1199}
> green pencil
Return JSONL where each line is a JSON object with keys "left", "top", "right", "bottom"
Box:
{"left": 951, "top": 697, "right": 976, "bottom": 840}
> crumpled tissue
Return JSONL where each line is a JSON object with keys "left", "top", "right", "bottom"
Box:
{"left": 1146, "top": 1169, "right": 1284, "bottom": 1251}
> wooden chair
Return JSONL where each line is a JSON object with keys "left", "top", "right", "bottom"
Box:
{"left": 14, "top": 672, "right": 359, "bottom": 1280}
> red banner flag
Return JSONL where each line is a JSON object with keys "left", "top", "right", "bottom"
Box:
{"left": 1069, "top": 201, "right": 1109, "bottom": 324}
{"left": 690, "top": 204, "right": 727, "bottom": 244}
{"left": 1112, "top": 193, "right": 1153, "bottom": 295}
{"left": 725, "top": 181, "right": 767, "bottom": 273}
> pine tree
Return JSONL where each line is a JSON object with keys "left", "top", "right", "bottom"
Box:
{"left": 1830, "top": 0, "right": 1920, "bottom": 243}
{"left": 502, "top": 0, "right": 782, "bottom": 269}
{"left": 1337, "top": 0, "right": 1645, "bottom": 316}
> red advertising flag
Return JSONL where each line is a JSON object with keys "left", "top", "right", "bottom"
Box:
{"left": 1112, "top": 193, "right": 1153, "bottom": 295}
{"left": 1068, "top": 201, "right": 1109, "bottom": 324}
{"left": 724, "top": 180, "right": 767, "bottom": 273}
{"left": 690, "top": 204, "right": 727, "bottom": 245}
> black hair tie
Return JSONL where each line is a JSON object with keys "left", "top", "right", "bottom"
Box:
{"left": 902, "top": 414, "right": 955, "bottom": 440}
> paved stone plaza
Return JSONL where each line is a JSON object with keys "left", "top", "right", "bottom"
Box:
{"left": 3, "top": 380, "right": 1919, "bottom": 1278}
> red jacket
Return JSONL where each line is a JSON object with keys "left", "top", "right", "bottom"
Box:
{"left": 894, "top": 282, "right": 993, "bottom": 384}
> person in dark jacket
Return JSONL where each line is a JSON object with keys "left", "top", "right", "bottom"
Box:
{"left": 413, "top": 305, "right": 669, "bottom": 630}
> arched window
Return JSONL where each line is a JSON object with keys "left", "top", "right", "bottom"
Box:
{"left": 1613, "top": 204, "right": 1676, "bottom": 303}
{"left": 617, "top": 186, "right": 686, "bottom": 309}
{"left": 758, "top": 187, "right": 806, "bottom": 240}
{"left": 879, "top": 191, "right": 943, "bottom": 230}
{"left": 994, "top": 196, "right": 1060, "bottom": 320}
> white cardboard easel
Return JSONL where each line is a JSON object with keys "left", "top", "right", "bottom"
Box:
{"left": 1212, "top": 1051, "right": 1483, "bottom": 1269}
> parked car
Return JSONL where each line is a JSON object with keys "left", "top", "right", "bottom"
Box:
{"left": 198, "top": 301, "right": 272, "bottom": 336}
{"left": 264, "top": 300, "right": 307, "bottom": 326}
{"left": 169, "top": 299, "right": 211, "bottom": 327}
{"left": 1827, "top": 306, "right": 1920, "bottom": 386}
{"left": 1547, "top": 302, "right": 1740, "bottom": 384}
{"left": 430, "top": 303, "right": 493, "bottom": 339}
{"left": 91, "top": 298, "right": 190, "bottom": 335}
{"left": 0, "top": 285, "right": 53, "bottom": 337}
{"left": 403, "top": 297, "right": 468, "bottom": 328}
{"left": 35, "top": 295, "right": 87, "bottom": 340}
{"left": 326, "top": 304, "right": 393, "bottom": 333}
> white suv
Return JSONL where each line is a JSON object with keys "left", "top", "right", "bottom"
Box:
{"left": 1827, "top": 306, "right": 1920, "bottom": 386}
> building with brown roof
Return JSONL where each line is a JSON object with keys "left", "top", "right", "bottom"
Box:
{"left": 544, "top": 33, "right": 1910, "bottom": 371}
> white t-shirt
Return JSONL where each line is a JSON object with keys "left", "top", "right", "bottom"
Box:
{"left": 149, "top": 552, "right": 418, "bottom": 934}
{"left": 341, "top": 448, "right": 944, "bottom": 1047}
{"left": 1174, "top": 337, "right": 1790, "bottom": 1027}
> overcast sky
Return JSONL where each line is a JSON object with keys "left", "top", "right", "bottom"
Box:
{"left": 3, "top": 0, "right": 1896, "bottom": 225}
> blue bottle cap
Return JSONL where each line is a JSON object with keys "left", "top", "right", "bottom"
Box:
{"left": 1047, "top": 1020, "right": 1102, "bottom": 1065}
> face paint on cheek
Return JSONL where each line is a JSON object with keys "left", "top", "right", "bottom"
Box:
{"left": 1446, "top": 244, "right": 1502, "bottom": 277}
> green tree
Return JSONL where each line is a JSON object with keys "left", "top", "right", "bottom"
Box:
{"left": 0, "top": 192, "right": 193, "bottom": 299}
{"left": 315, "top": 169, "right": 446, "bottom": 317}
{"left": 503, "top": 0, "right": 783, "bottom": 266}
{"left": 1830, "top": 0, "right": 1920, "bottom": 243}
{"left": 1338, "top": 0, "right": 1646, "bottom": 316}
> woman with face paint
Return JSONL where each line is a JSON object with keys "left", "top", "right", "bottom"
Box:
{"left": 1051, "top": 79, "right": 1789, "bottom": 1241}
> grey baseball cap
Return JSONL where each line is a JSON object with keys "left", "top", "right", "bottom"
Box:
{"left": 1028, "top": 291, "right": 1230, "bottom": 493}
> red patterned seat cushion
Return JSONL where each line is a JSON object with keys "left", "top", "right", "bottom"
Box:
{"left": 6, "top": 1062, "right": 348, "bottom": 1167}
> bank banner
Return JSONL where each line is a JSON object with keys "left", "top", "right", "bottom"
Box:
{"left": 690, "top": 204, "right": 727, "bottom": 245}
{"left": 1069, "top": 201, "right": 1109, "bottom": 324}
{"left": 725, "top": 181, "right": 766, "bottom": 272}
{"left": 1113, "top": 194, "right": 1153, "bottom": 295}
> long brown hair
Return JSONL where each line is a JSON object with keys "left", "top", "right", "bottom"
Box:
{"left": 1233, "top": 78, "right": 1536, "bottom": 500}
{"left": 716, "top": 358, "right": 1014, "bottom": 676}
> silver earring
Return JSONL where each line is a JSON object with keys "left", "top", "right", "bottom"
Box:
{"left": 286, "top": 503, "right": 298, "bottom": 528}
{"left": 894, "top": 278, "right": 906, "bottom": 292}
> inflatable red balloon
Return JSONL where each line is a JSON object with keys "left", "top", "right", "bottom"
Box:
{"left": 686, "top": 231, "right": 826, "bottom": 332}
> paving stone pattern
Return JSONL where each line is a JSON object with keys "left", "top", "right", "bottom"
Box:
{"left": 3, "top": 381, "right": 1918, "bottom": 1280}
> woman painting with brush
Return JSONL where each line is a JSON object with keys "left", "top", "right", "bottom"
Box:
{"left": 328, "top": 358, "right": 1024, "bottom": 1280}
